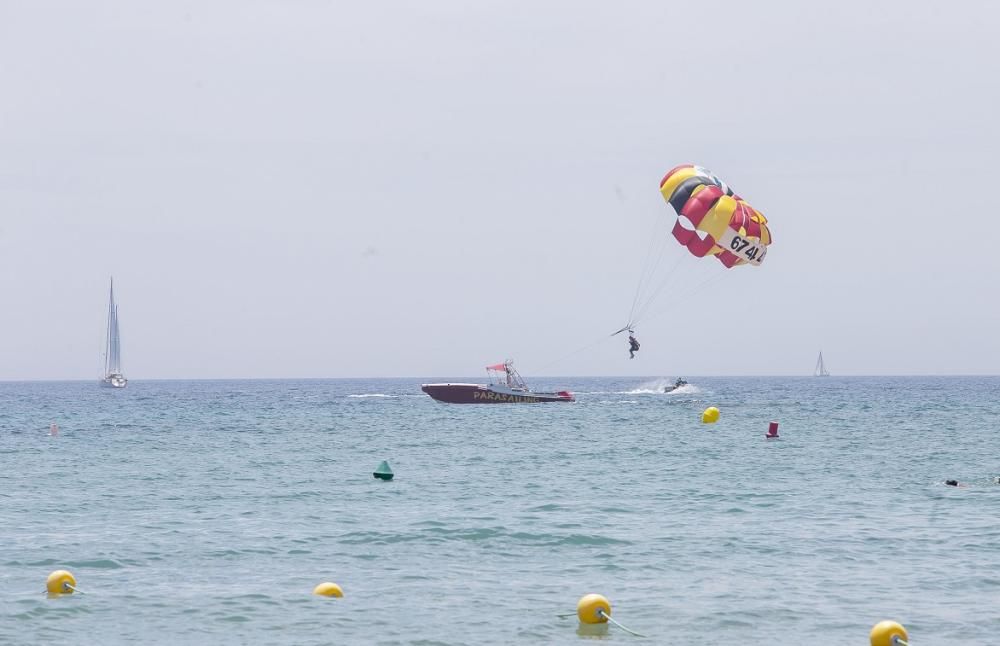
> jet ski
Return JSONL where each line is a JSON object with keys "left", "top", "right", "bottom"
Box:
{"left": 663, "top": 378, "right": 688, "bottom": 393}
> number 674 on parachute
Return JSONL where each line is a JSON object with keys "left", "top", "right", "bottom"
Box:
{"left": 718, "top": 229, "right": 767, "bottom": 266}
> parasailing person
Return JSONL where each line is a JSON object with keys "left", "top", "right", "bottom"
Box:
{"left": 628, "top": 334, "right": 640, "bottom": 359}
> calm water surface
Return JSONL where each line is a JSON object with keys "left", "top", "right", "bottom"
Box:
{"left": 2, "top": 376, "right": 999, "bottom": 644}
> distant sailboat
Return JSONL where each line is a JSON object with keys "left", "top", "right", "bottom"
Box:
{"left": 814, "top": 351, "right": 830, "bottom": 377}
{"left": 101, "top": 279, "right": 127, "bottom": 388}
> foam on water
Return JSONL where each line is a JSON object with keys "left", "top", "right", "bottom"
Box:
{"left": 623, "top": 377, "right": 701, "bottom": 395}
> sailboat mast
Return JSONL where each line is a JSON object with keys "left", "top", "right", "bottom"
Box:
{"left": 105, "top": 278, "right": 114, "bottom": 376}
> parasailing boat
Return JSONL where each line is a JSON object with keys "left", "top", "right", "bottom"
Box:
{"left": 100, "top": 278, "right": 127, "bottom": 389}
{"left": 421, "top": 361, "right": 574, "bottom": 404}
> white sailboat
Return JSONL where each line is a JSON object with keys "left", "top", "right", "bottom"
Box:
{"left": 101, "top": 278, "right": 127, "bottom": 388}
{"left": 814, "top": 351, "right": 830, "bottom": 377}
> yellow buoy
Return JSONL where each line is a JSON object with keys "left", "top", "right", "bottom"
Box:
{"left": 46, "top": 570, "right": 76, "bottom": 595}
{"left": 313, "top": 582, "right": 343, "bottom": 598}
{"left": 870, "top": 620, "right": 908, "bottom": 646}
{"left": 702, "top": 406, "right": 720, "bottom": 423}
{"left": 576, "top": 593, "right": 610, "bottom": 624}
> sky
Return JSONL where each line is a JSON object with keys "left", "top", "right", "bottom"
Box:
{"left": 2, "top": 0, "right": 998, "bottom": 379}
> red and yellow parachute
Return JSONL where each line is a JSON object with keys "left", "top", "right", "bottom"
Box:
{"left": 659, "top": 164, "right": 772, "bottom": 268}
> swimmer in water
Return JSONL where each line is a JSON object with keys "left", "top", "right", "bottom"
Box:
{"left": 945, "top": 480, "right": 960, "bottom": 487}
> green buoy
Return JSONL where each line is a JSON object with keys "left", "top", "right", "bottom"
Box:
{"left": 373, "top": 460, "right": 394, "bottom": 481}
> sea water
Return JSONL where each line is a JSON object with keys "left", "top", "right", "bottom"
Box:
{"left": 2, "top": 376, "right": 999, "bottom": 645}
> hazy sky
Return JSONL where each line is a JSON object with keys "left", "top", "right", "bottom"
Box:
{"left": 2, "top": 1, "right": 998, "bottom": 379}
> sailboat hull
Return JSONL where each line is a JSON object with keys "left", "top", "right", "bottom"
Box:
{"left": 100, "top": 375, "right": 128, "bottom": 388}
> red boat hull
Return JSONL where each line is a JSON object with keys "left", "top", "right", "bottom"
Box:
{"left": 421, "top": 383, "right": 574, "bottom": 404}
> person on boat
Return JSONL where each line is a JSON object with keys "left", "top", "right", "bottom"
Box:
{"left": 628, "top": 335, "right": 640, "bottom": 359}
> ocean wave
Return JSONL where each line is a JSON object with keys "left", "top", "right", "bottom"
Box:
{"left": 336, "top": 527, "right": 630, "bottom": 547}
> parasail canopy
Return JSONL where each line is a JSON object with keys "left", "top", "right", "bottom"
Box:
{"left": 659, "top": 164, "right": 772, "bottom": 268}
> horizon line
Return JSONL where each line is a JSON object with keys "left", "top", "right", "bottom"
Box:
{"left": 2, "top": 373, "right": 999, "bottom": 384}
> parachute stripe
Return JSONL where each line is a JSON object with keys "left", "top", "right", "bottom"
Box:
{"left": 687, "top": 234, "right": 718, "bottom": 257}
{"left": 701, "top": 195, "right": 738, "bottom": 240}
{"left": 659, "top": 164, "right": 696, "bottom": 194}
{"left": 671, "top": 219, "right": 696, "bottom": 246}
{"left": 680, "top": 185, "right": 724, "bottom": 227}
{"left": 718, "top": 250, "right": 741, "bottom": 267}
{"left": 667, "top": 176, "right": 708, "bottom": 213}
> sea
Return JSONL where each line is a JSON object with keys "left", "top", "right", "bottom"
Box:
{"left": 2, "top": 376, "right": 999, "bottom": 645}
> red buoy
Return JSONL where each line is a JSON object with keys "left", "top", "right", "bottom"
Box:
{"left": 766, "top": 421, "right": 779, "bottom": 438}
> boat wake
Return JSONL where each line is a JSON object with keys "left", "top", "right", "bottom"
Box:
{"left": 348, "top": 393, "right": 395, "bottom": 398}
{"left": 624, "top": 378, "right": 700, "bottom": 395}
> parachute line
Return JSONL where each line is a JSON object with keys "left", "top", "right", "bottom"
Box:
{"left": 531, "top": 333, "right": 617, "bottom": 374}
{"left": 630, "top": 222, "right": 676, "bottom": 324}
{"left": 632, "top": 267, "right": 728, "bottom": 329}
{"left": 625, "top": 208, "right": 672, "bottom": 329}
{"left": 630, "top": 248, "right": 689, "bottom": 326}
